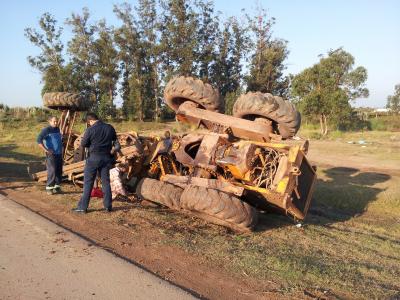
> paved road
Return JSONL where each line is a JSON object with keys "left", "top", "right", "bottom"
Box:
{"left": 0, "top": 194, "right": 196, "bottom": 300}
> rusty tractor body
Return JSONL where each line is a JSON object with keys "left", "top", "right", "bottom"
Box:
{"left": 135, "top": 76, "right": 317, "bottom": 231}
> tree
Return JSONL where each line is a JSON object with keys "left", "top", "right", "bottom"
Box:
{"left": 137, "top": 0, "right": 161, "bottom": 121}
{"left": 114, "top": 3, "right": 146, "bottom": 121}
{"left": 228, "top": 16, "right": 249, "bottom": 95}
{"left": 25, "top": 13, "right": 72, "bottom": 94}
{"left": 387, "top": 84, "right": 400, "bottom": 114}
{"left": 211, "top": 17, "right": 248, "bottom": 100}
{"left": 291, "top": 48, "right": 369, "bottom": 135}
{"left": 195, "top": 0, "right": 219, "bottom": 83}
{"left": 93, "top": 20, "right": 120, "bottom": 118}
{"left": 210, "top": 21, "right": 232, "bottom": 98}
{"left": 246, "top": 9, "right": 289, "bottom": 97}
{"left": 158, "top": 0, "right": 198, "bottom": 78}
{"left": 65, "top": 8, "right": 97, "bottom": 104}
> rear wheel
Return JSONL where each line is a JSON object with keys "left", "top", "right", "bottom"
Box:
{"left": 136, "top": 178, "right": 182, "bottom": 210}
{"left": 233, "top": 92, "right": 301, "bottom": 139}
{"left": 164, "top": 76, "right": 223, "bottom": 112}
{"left": 43, "top": 92, "right": 92, "bottom": 111}
{"left": 180, "top": 185, "right": 258, "bottom": 232}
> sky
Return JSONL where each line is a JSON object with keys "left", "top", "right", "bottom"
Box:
{"left": 0, "top": 0, "right": 399, "bottom": 108}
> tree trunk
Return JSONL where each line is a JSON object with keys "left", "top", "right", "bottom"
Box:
{"left": 319, "top": 115, "right": 324, "bottom": 135}
{"left": 322, "top": 114, "right": 328, "bottom": 135}
{"left": 154, "top": 67, "right": 160, "bottom": 122}
{"left": 109, "top": 87, "right": 113, "bottom": 106}
{"left": 138, "top": 92, "right": 143, "bottom": 122}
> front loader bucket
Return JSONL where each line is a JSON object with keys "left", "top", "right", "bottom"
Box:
{"left": 290, "top": 154, "right": 317, "bottom": 220}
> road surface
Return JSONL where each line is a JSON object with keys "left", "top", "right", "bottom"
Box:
{"left": 0, "top": 194, "right": 196, "bottom": 300}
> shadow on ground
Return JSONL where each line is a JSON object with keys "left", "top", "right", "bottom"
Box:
{"left": 0, "top": 144, "right": 43, "bottom": 183}
{"left": 0, "top": 162, "right": 32, "bottom": 183}
{"left": 0, "top": 144, "right": 42, "bottom": 162}
{"left": 308, "top": 167, "right": 391, "bottom": 224}
{"left": 254, "top": 166, "right": 392, "bottom": 231}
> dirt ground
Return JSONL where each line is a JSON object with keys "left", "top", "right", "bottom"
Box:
{"left": 0, "top": 124, "right": 399, "bottom": 299}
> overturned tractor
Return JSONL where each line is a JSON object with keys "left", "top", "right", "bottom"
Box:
{"left": 135, "top": 76, "right": 317, "bottom": 232}
{"left": 32, "top": 76, "right": 317, "bottom": 232}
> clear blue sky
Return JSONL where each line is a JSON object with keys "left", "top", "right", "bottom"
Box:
{"left": 0, "top": 0, "right": 399, "bottom": 108}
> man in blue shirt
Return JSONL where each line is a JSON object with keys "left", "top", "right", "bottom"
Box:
{"left": 37, "top": 116, "right": 63, "bottom": 195}
{"left": 72, "top": 112, "right": 120, "bottom": 214}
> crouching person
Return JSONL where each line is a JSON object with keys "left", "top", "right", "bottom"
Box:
{"left": 110, "top": 163, "right": 129, "bottom": 200}
{"left": 37, "top": 116, "right": 63, "bottom": 195}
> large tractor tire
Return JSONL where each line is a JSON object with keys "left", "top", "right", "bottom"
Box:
{"left": 43, "top": 92, "right": 92, "bottom": 111}
{"left": 233, "top": 92, "right": 301, "bottom": 139}
{"left": 164, "top": 76, "right": 223, "bottom": 113}
{"left": 136, "top": 178, "right": 182, "bottom": 210}
{"left": 180, "top": 185, "right": 258, "bottom": 232}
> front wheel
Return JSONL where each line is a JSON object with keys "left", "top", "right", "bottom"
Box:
{"left": 180, "top": 185, "right": 258, "bottom": 232}
{"left": 136, "top": 178, "right": 183, "bottom": 210}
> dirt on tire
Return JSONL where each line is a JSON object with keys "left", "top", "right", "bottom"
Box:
{"left": 164, "top": 76, "right": 223, "bottom": 112}
{"left": 136, "top": 178, "right": 182, "bottom": 210}
{"left": 43, "top": 92, "right": 92, "bottom": 111}
{"left": 180, "top": 185, "right": 258, "bottom": 232}
{"left": 233, "top": 92, "right": 301, "bottom": 139}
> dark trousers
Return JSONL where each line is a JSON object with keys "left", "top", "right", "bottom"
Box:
{"left": 78, "top": 154, "right": 113, "bottom": 210}
{"left": 46, "top": 154, "right": 63, "bottom": 188}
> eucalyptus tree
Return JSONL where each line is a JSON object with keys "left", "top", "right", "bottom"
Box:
{"left": 195, "top": 0, "right": 219, "bottom": 83}
{"left": 387, "top": 84, "right": 400, "bottom": 114}
{"left": 246, "top": 9, "right": 289, "bottom": 97}
{"left": 291, "top": 48, "right": 369, "bottom": 135}
{"left": 25, "top": 13, "right": 71, "bottom": 94}
{"left": 137, "top": 0, "right": 161, "bottom": 121}
{"left": 92, "top": 20, "right": 120, "bottom": 118}
{"left": 158, "top": 0, "right": 198, "bottom": 79}
{"left": 114, "top": 3, "right": 146, "bottom": 120}
{"left": 65, "top": 8, "right": 98, "bottom": 103}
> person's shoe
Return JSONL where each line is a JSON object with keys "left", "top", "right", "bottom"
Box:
{"left": 53, "top": 187, "right": 62, "bottom": 194}
{"left": 105, "top": 207, "right": 113, "bottom": 213}
{"left": 46, "top": 190, "right": 54, "bottom": 195}
{"left": 71, "top": 208, "right": 87, "bottom": 214}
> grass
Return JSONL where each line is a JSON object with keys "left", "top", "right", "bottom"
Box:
{"left": 1, "top": 120, "right": 400, "bottom": 298}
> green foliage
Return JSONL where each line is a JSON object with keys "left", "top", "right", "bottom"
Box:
{"left": 210, "top": 17, "right": 250, "bottom": 98}
{"left": 24, "top": 13, "right": 72, "bottom": 94}
{"left": 96, "top": 94, "right": 116, "bottom": 120}
{"left": 26, "top": 3, "right": 373, "bottom": 133}
{"left": 224, "top": 88, "right": 242, "bottom": 115}
{"left": 65, "top": 8, "right": 98, "bottom": 101}
{"left": 158, "top": 0, "right": 197, "bottom": 78}
{"left": 246, "top": 9, "right": 289, "bottom": 97}
{"left": 291, "top": 48, "right": 369, "bottom": 135}
{"left": 0, "top": 106, "right": 51, "bottom": 124}
{"left": 370, "top": 115, "right": 400, "bottom": 131}
{"left": 93, "top": 20, "right": 120, "bottom": 115}
{"left": 386, "top": 84, "right": 400, "bottom": 113}
{"left": 25, "top": 3, "right": 286, "bottom": 121}
{"left": 196, "top": 0, "right": 219, "bottom": 82}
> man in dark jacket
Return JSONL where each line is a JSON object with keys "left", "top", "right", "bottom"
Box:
{"left": 37, "top": 116, "right": 63, "bottom": 195}
{"left": 72, "top": 112, "right": 120, "bottom": 213}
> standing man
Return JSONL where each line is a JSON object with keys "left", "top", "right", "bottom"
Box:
{"left": 37, "top": 116, "right": 63, "bottom": 195}
{"left": 72, "top": 112, "right": 120, "bottom": 213}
